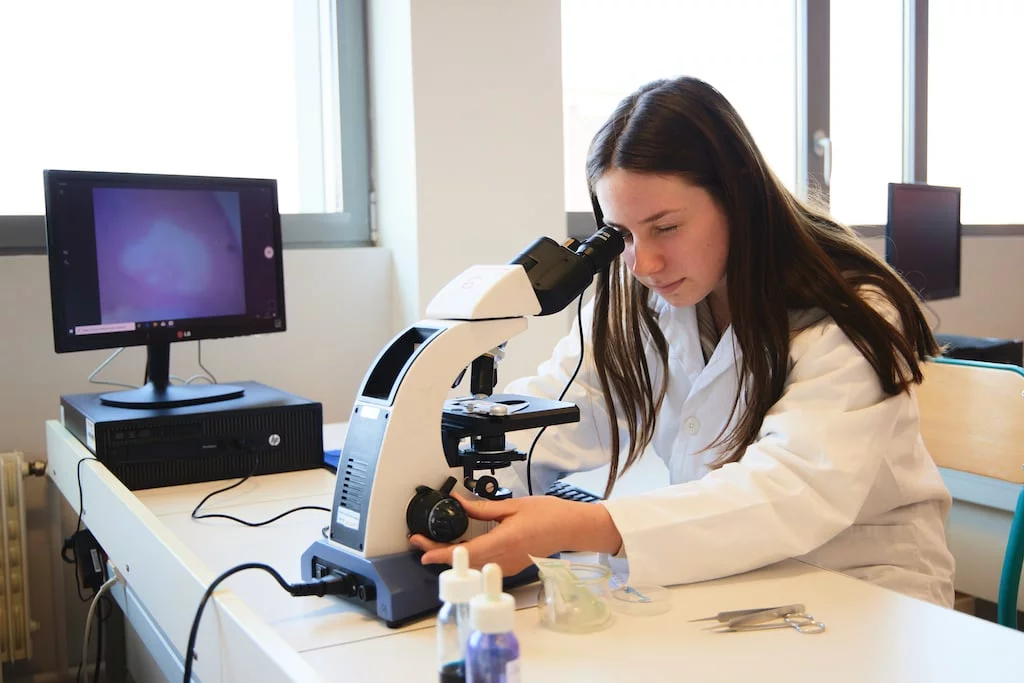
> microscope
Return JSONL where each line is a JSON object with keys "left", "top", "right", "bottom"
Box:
{"left": 301, "top": 226, "right": 624, "bottom": 626}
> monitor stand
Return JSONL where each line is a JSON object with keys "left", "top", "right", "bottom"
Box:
{"left": 99, "top": 342, "right": 245, "bottom": 409}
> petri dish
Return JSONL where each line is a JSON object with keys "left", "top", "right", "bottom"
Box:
{"left": 608, "top": 582, "right": 672, "bottom": 617}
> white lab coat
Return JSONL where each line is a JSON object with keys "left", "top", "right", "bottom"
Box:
{"left": 503, "top": 295, "right": 956, "bottom": 607}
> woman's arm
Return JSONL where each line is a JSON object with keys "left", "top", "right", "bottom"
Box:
{"left": 416, "top": 314, "right": 918, "bottom": 584}
{"left": 410, "top": 490, "right": 622, "bottom": 573}
{"left": 601, "top": 317, "right": 915, "bottom": 587}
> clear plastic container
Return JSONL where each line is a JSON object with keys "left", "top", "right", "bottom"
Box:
{"left": 536, "top": 562, "right": 613, "bottom": 633}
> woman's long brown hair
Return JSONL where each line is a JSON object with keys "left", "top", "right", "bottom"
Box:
{"left": 587, "top": 77, "right": 939, "bottom": 498}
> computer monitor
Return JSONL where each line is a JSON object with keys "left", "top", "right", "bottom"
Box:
{"left": 885, "top": 182, "right": 962, "bottom": 301}
{"left": 44, "top": 170, "right": 286, "bottom": 409}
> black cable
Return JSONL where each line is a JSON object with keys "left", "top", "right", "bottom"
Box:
{"left": 92, "top": 564, "right": 110, "bottom": 683}
{"left": 526, "top": 293, "right": 586, "bottom": 496}
{"left": 93, "top": 602, "right": 103, "bottom": 683}
{"left": 182, "top": 563, "right": 351, "bottom": 683}
{"left": 62, "top": 458, "right": 98, "bottom": 603}
{"left": 70, "top": 456, "right": 95, "bottom": 683}
{"left": 77, "top": 567, "right": 111, "bottom": 683}
{"left": 72, "top": 457, "right": 92, "bottom": 538}
{"left": 190, "top": 453, "right": 329, "bottom": 527}
{"left": 98, "top": 595, "right": 113, "bottom": 622}
{"left": 193, "top": 505, "right": 332, "bottom": 528}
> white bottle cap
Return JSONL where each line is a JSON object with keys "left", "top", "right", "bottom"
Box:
{"left": 470, "top": 563, "right": 515, "bottom": 634}
{"left": 439, "top": 545, "right": 482, "bottom": 604}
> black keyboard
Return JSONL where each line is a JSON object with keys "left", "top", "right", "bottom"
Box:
{"left": 545, "top": 480, "right": 603, "bottom": 503}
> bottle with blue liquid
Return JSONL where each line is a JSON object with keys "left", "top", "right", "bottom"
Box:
{"left": 466, "top": 563, "right": 521, "bottom": 683}
{"left": 438, "top": 545, "right": 481, "bottom": 683}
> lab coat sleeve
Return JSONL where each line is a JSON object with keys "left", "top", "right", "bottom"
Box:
{"left": 601, "top": 315, "right": 912, "bottom": 587}
{"left": 499, "top": 299, "right": 629, "bottom": 496}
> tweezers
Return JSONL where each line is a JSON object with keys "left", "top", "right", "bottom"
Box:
{"left": 689, "top": 603, "right": 805, "bottom": 625}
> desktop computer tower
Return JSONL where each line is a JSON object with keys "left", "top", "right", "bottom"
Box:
{"left": 60, "top": 381, "right": 324, "bottom": 490}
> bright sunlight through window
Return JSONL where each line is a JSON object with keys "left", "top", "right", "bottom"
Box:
{"left": 561, "top": 0, "right": 797, "bottom": 212}
{"left": 0, "top": 1, "right": 342, "bottom": 216}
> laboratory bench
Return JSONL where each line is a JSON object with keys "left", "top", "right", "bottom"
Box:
{"left": 46, "top": 420, "right": 1024, "bottom": 682}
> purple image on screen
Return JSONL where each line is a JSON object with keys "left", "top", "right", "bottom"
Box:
{"left": 93, "top": 188, "right": 246, "bottom": 324}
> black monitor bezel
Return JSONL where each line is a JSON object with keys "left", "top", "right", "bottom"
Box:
{"left": 885, "top": 182, "right": 962, "bottom": 302}
{"left": 44, "top": 169, "right": 287, "bottom": 354}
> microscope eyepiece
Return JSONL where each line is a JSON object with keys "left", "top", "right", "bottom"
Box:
{"left": 509, "top": 225, "right": 625, "bottom": 316}
{"left": 574, "top": 226, "right": 625, "bottom": 274}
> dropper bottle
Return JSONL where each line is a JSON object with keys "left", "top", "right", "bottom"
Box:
{"left": 438, "top": 545, "right": 482, "bottom": 683}
{"left": 466, "top": 563, "right": 521, "bottom": 683}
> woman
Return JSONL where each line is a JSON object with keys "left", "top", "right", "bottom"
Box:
{"left": 411, "top": 77, "right": 955, "bottom": 607}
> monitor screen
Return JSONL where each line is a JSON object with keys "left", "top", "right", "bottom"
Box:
{"left": 44, "top": 170, "right": 286, "bottom": 408}
{"left": 885, "top": 183, "right": 961, "bottom": 301}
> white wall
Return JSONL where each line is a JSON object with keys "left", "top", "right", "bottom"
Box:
{"left": 369, "top": 0, "right": 572, "bottom": 386}
{"left": 0, "top": 248, "right": 394, "bottom": 680}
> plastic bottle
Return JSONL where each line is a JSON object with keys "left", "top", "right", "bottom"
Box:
{"left": 438, "top": 545, "right": 482, "bottom": 683}
{"left": 466, "top": 563, "right": 521, "bottom": 683}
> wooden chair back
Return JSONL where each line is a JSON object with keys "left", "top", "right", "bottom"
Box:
{"left": 918, "top": 359, "right": 1024, "bottom": 484}
{"left": 918, "top": 357, "right": 1024, "bottom": 628}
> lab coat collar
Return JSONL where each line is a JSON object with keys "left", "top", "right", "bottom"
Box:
{"left": 661, "top": 303, "right": 705, "bottom": 385}
{"left": 693, "top": 325, "right": 739, "bottom": 396}
{"left": 658, "top": 299, "right": 740, "bottom": 396}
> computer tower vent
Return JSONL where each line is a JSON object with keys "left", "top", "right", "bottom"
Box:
{"left": 100, "top": 406, "right": 323, "bottom": 490}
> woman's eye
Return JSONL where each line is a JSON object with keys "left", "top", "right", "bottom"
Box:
{"left": 655, "top": 225, "right": 677, "bottom": 234}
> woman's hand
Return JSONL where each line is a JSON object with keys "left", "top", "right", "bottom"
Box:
{"left": 408, "top": 490, "right": 622, "bottom": 577}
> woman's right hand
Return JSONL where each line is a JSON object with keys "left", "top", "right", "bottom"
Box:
{"left": 408, "top": 490, "right": 622, "bottom": 577}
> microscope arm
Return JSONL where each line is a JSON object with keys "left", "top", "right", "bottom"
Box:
{"left": 426, "top": 226, "right": 625, "bottom": 321}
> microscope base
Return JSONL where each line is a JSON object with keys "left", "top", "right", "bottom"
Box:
{"left": 301, "top": 539, "right": 538, "bottom": 628}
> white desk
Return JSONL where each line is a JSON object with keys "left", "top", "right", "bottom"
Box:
{"left": 46, "top": 420, "right": 1024, "bottom": 682}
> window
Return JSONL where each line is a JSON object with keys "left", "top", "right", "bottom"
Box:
{"left": 0, "top": 0, "right": 369, "bottom": 249}
{"left": 828, "top": 0, "right": 903, "bottom": 226}
{"left": 561, "top": 0, "right": 798, "bottom": 212}
{"left": 928, "top": 0, "right": 1024, "bottom": 224}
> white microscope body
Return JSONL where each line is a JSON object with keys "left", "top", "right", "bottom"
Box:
{"left": 346, "top": 265, "right": 539, "bottom": 559}
{"left": 301, "top": 227, "right": 623, "bottom": 626}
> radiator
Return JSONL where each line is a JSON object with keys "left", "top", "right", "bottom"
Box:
{"left": 0, "top": 452, "right": 32, "bottom": 666}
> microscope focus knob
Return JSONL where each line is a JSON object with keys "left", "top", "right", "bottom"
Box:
{"left": 476, "top": 475, "right": 499, "bottom": 498}
{"left": 406, "top": 478, "right": 469, "bottom": 543}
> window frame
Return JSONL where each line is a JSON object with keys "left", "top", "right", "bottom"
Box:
{"left": 566, "top": 0, "right": 1024, "bottom": 240}
{"left": 0, "top": 0, "right": 372, "bottom": 256}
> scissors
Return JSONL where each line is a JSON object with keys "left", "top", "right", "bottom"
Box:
{"left": 690, "top": 603, "right": 826, "bottom": 634}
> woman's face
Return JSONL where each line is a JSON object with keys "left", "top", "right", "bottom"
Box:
{"left": 594, "top": 168, "right": 730, "bottom": 308}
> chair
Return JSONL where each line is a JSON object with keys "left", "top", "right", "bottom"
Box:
{"left": 917, "top": 357, "right": 1024, "bottom": 628}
